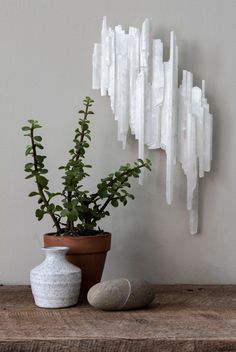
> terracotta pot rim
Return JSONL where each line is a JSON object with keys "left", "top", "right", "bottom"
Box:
{"left": 43, "top": 232, "right": 111, "bottom": 254}
{"left": 44, "top": 232, "right": 111, "bottom": 238}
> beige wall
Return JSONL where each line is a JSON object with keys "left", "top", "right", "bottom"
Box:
{"left": 0, "top": 0, "right": 235, "bottom": 284}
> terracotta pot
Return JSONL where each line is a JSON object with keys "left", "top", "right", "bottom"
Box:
{"left": 43, "top": 232, "right": 111, "bottom": 299}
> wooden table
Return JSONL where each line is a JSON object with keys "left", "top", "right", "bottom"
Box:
{"left": 0, "top": 285, "right": 236, "bottom": 351}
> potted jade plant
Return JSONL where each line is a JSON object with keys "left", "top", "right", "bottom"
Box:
{"left": 22, "top": 96, "right": 151, "bottom": 297}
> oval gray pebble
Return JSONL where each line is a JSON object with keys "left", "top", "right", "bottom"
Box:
{"left": 87, "top": 278, "right": 155, "bottom": 310}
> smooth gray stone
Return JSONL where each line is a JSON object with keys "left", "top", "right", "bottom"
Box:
{"left": 87, "top": 278, "right": 155, "bottom": 310}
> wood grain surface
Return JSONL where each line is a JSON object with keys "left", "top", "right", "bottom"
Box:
{"left": 0, "top": 285, "right": 236, "bottom": 351}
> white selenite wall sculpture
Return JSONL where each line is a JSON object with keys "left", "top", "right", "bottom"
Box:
{"left": 92, "top": 17, "right": 213, "bottom": 235}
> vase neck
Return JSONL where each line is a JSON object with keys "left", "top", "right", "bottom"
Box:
{"left": 42, "top": 246, "right": 69, "bottom": 260}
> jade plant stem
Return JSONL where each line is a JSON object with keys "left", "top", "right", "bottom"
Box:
{"left": 30, "top": 128, "right": 61, "bottom": 233}
{"left": 66, "top": 102, "right": 90, "bottom": 231}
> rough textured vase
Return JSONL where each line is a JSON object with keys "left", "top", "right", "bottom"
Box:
{"left": 44, "top": 233, "right": 111, "bottom": 299}
{"left": 30, "top": 246, "right": 81, "bottom": 308}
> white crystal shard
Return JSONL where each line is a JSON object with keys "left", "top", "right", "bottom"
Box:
{"left": 136, "top": 70, "right": 145, "bottom": 185}
{"left": 204, "top": 111, "right": 213, "bottom": 172}
{"left": 147, "top": 39, "right": 164, "bottom": 149}
{"left": 128, "top": 27, "right": 140, "bottom": 135}
{"left": 186, "top": 71, "right": 197, "bottom": 211}
{"left": 190, "top": 181, "right": 198, "bottom": 235}
{"left": 140, "top": 19, "right": 150, "bottom": 71}
{"left": 92, "top": 17, "right": 213, "bottom": 235}
{"left": 165, "top": 31, "right": 178, "bottom": 205}
{"left": 192, "top": 86, "right": 204, "bottom": 178}
{"left": 114, "top": 26, "right": 129, "bottom": 149}
{"left": 145, "top": 81, "right": 152, "bottom": 147}
{"left": 92, "top": 43, "right": 101, "bottom": 89}
{"left": 202, "top": 80, "right": 213, "bottom": 172}
{"left": 108, "top": 28, "right": 115, "bottom": 112}
{"left": 178, "top": 70, "right": 188, "bottom": 174}
{"left": 160, "top": 62, "right": 169, "bottom": 150}
{"left": 101, "top": 16, "right": 109, "bottom": 96}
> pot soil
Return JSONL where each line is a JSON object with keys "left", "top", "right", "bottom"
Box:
{"left": 44, "top": 232, "right": 111, "bottom": 299}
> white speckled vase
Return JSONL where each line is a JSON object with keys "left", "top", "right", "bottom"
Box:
{"left": 30, "top": 246, "right": 81, "bottom": 308}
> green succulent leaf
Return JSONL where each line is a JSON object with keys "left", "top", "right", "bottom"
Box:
{"left": 28, "top": 191, "right": 39, "bottom": 197}
{"left": 22, "top": 126, "right": 31, "bottom": 131}
{"left": 37, "top": 175, "right": 48, "bottom": 188}
{"left": 34, "top": 136, "right": 42, "bottom": 142}
{"left": 111, "top": 199, "right": 119, "bottom": 207}
{"left": 35, "top": 209, "right": 44, "bottom": 220}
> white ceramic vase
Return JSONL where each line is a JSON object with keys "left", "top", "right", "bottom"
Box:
{"left": 30, "top": 246, "right": 81, "bottom": 308}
